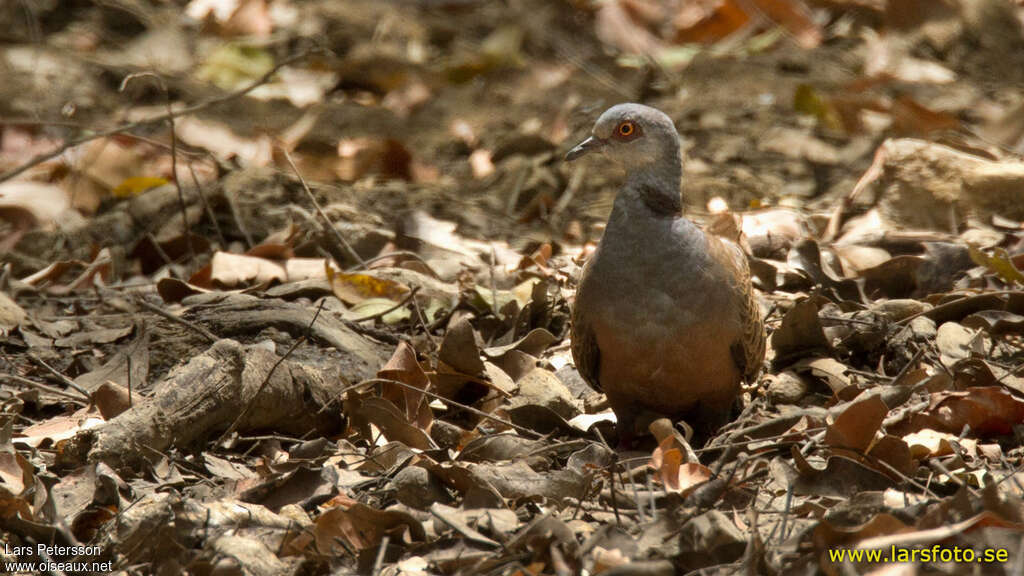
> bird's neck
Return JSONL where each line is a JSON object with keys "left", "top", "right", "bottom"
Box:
{"left": 623, "top": 154, "right": 682, "bottom": 217}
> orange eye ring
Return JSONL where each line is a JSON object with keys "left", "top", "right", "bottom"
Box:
{"left": 618, "top": 122, "right": 635, "bottom": 136}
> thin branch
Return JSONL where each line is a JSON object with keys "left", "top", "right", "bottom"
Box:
{"left": 0, "top": 49, "right": 317, "bottom": 183}
{"left": 0, "top": 373, "right": 89, "bottom": 403}
{"left": 353, "top": 377, "right": 544, "bottom": 439}
{"left": 134, "top": 296, "right": 218, "bottom": 343}
{"left": 120, "top": 72, "right": 195, "bottom": 263}
{"left": 347, "top": 286, "right": 421, "bottom": 323}
{"left": 344, "top": 250, "right": 438, "bottom": 276}
{"left": 26, "top": 352, "right": 90, "bottom": 397}
{"left": 189, "top": 161, "right": 226, "bottom": 247}
{"left": 218, "top": 301, "right": 325, "bottom": 444}
{"left": 896, "top": 290, "right": 1024, "bottom": 326}
{"left": 278, "top": 145, "right": 366, "bottom": 267}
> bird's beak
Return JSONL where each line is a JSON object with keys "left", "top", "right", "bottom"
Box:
{"left": 565, "top": 136, "right": 605, "bottom": 162}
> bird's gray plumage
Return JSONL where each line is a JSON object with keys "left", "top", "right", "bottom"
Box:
{"left": 566, "top": 103, "right": 765, "bottom": 445}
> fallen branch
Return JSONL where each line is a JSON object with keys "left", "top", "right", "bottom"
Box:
{"left": 56, "top": 338, "right": 350, "bottom": 472}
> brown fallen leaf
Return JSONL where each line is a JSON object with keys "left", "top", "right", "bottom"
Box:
{"left": 21, "top": 248, "right": 113, "bottom": 295}
{"left": 749, "top": 0, "right": 822, "bottom": 49}
{"left": 378, "top": 341, "right": 433, "bottom": 432}
{"left": 175, "top": 116, "right": 273, "bottom": 166}
{"left": 336, "top": 137, "right": 418, "bottom": 182}
{"left": 597, "top": 0, "right": 667, "bottom": 56}
{"left": 917, "top": 387, "right": 1024, "bottom": 437}
{"left": 314, "top": 502, "right": 426, "bottom": 553}
{"left": 823, "top": 394, "right": 887, "bottom": 453}
{"left": 673, "top": 0, "right": 751, "bottom": 45}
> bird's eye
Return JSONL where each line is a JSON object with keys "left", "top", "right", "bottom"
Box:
{"left": 618, "top": 122, "right": 635, "bottom": 137}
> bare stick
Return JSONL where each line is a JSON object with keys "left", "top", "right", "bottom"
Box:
{"left": 345, "top": 250, "right": 438, "bottom": 275}
{"left": 26, "top": 353, "right": 90, "bottom": 397}
{"left": 120, "top": 72, "right": 197, "bottom": 264}
{"left": 347, "top": 286, "right": 421, "bottom": 323}
{"left": 0, "top": 373, "right": 89, "bottom": 403}
{"left": 0, "top": 50, "right": 317, "bottom": 183}
{"left": 218, "top": 301, "right": 324, "bottom": 443}
{"left": 346, "top": 377, "right": 544, "bottom": 439}
{"left": 278, "top": 145, "right": 365, "bottom": 267}
{"left": 371, "top": 535, "right": 390, "bottom": 576}
{"left": 607, "top": 456, "right": 622, "bottom": 527}
{"left": 189, "top": 162, "right": 227, "bottom": 247}
{"left": 134, "top": 296, "right": 218, "bottom": 343}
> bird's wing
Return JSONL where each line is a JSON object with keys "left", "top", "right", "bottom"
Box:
{"left": 571, "top": 318, "right": 602, "bottom": 392}
{"left": 708, "top": 234, "right": 766, "bottom": 383}
{"left": 571, "top": 261, "right": 602, "bottom": 392}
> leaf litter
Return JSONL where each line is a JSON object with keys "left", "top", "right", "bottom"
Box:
{"left": 1, "top": 0, "right": 1024, "bottom": 574}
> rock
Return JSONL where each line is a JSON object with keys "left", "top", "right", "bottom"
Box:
{"left": 868, "top": 138, "right": 1024, "bottom": 231}
{"left": 390, "top": 466, "right": 451, "bottom": 509}
{"left": 908, "top": 316, "right": 938, "bottom": 341}
{"left": 429, "top": 420, "right": 466, "bottom": 451}
{"left": 870, "top": 299, "right": 932, "bottom": 321}
{"left": 936, "top": 321, "right": 982, "bottom": 365}
{"left": 766, "top": 371, "right": 811, "bottom": 404}
{"left": 511, "top": 368, "right": 580, "bottom": 419}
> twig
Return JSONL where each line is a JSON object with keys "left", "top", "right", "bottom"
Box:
{"left": 26, "top": 352, "right": 90, "bottom": 397}
{"left": 218, "top": 302, "right": 324, "bottom": 444}
{"left": 344, "top": 250, "right": 438, "bottom": 276}
{"left": 144, "top": 232, "right": 175, "bottom": 268}
{"left": 571, "top": 474, "right": 592, "bottom": 521}
{"left": 188, "top": 162, "right": 227, "bottom": 247}
{"left": 371, "top": 534, "right": 390, "bottom": 576}
{"left": 628, "top": 463, "right": 645, "bottom": 521}
{"left": 776, "top": 482, "right": 793, "bottom": 545}
{"left": 223, "top": 186, "right": 255, "bottom": 249}
{"left": 896, "top": 290, "right": 1024, "bottom": 325}
{"left": 607, "top": 455, "right": 622, "bottom": 527}
{"left": 0, "top": 119, "right": 210, "bottom": 161}
{"left": 351, "top": 377, "right": 544, "bottom": 439}
{"left": 488, "top": 245, "right": 500, "bottom": 321}
{"left": 874, "top": 458, "right": 940, "bottom": 500}
{"left": 552, "top": 164, "right": 585, "bottom": 219}
{"left": 127, "top": 354, "right": 133, "bottom": 408}
{"left": 341, "top": 319, "right": 402, "bottom": 344}
{"left": 0, "top": 49, "right": 318, "bottom": 183}
{"left": 278, "top": 145, "right": 365, "bottom": 267}
{"left": 121, "top": 72, "right": 196, "bottom": 264}
{"left": 134, "top": 296, "right": 218, "bottom": 343}
{"left": 347, "top": 286, "right": 421, "bottom": 323}
{"left": 410, "top": 290, "right": 439, "bottom": 350}
{"left": 0, "top": 373, "right": 89, "bottom": 403}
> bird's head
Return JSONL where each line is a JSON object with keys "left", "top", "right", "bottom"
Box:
{"left": 564, "top": 103, "right": 680, "bottom": 169}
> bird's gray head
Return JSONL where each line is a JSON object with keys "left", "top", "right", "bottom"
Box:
{"left": 565, "top": 103, "right": 680, "bottom": 170}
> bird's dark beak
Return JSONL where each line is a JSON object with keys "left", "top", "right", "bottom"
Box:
{"left": 565, "top": 136, "right": 605, "bottom": 162}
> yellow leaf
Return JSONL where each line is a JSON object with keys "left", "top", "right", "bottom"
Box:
{"left": 794, "top": 84, "right": 844, "bottom": 133}
{"left": 968, "top": 245, "right": 1024, "bottom": 285}
{"left": 326, "top": 264, "right": 409, "bottom": 304}
{"left": 112, "top": 176, "right": 168, "bottom": 198}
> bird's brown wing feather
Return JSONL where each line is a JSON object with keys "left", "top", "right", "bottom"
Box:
{"left": 571, "top": 317, "right": 601, "bottom": 392}
{"left": 571, "top": 261, "right": 602, "bottom": 392}
{"left": 708, "top": 235, "right": 766, "bottom": 383}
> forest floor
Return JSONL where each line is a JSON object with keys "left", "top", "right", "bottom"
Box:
{"left": 2, "top": 1, "right": 1024, "bottom": 574}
